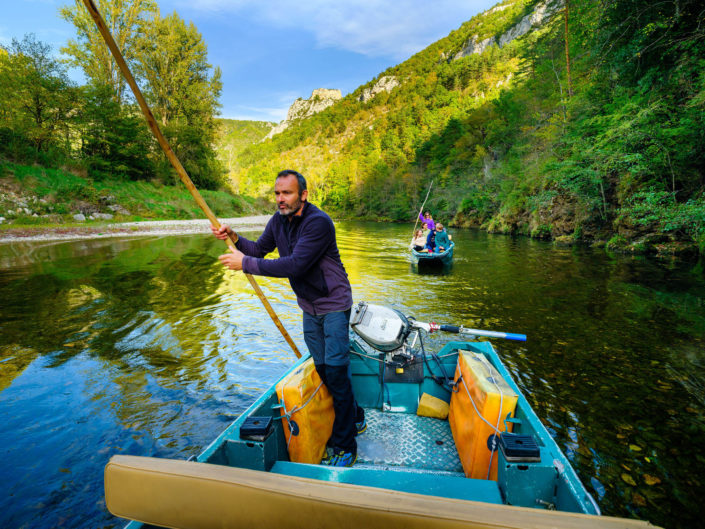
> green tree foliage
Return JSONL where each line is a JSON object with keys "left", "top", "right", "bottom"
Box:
{"left": 0, "top": 3, "right": 225, "bottom": 191}
{"left": 78, "top": 82, "right": 155, "bottom": 180}
{"left": 134, "top": 11, "right": 224, "bottom": 189}
{"left": 60, "top": 0, "right": 157, "bottom": 102}
{"left": 135, "top": 12, "right": 221, "bottom": 127}
{"left": 0, "top": 35, "right": 78, "bottom": 161}
{"left": 215, "top": 119, "right": 274, "bottom": 186}
{"left": 546, "top": 0, "right": 705, "bottom": 241}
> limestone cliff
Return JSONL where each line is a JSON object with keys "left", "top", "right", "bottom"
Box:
{"left": 265, "top": 88, "right": 342, "bottom": 139}
{"left": 359, "top": 76, "right": 400, "bottom": 102}
{"left": 452, "top": 0, "right": 563, "bottom": 60}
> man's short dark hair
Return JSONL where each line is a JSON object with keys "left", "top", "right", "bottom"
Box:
{"left": 277, "top": 170, "right": 307, "bottom": 196}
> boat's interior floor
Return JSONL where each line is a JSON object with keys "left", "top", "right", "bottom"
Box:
{"left": 267, "top": 407, "right": 501, "bottom": 503}
{"left": 356, "top": 408, "right": 463, "bottom": 474}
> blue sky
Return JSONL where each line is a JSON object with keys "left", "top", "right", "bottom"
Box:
{"left": 1, "top": 0, "right": 497, "bottom": 122}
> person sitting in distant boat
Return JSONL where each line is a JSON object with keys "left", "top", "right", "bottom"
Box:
{"left": 412, "top": 229, "right": 427, "bottom": 252}
{"left": 434, "top": 223, "right": 451, "bottom": 252}
{"left": 419, "top": 211, "right": 435, "bottom": 231}
{"left": 425, "top": 225, "right": 437, "bottom": 253}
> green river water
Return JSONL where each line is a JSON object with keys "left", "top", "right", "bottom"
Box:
{"left": 0, "top": 221, "right": 704, "bottom": 528}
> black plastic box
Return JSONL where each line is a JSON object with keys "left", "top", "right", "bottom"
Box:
{"left": 499, "top": 433, "right": 541, "bottom": 462}
{"left": 240, "top": 416, "right": 273, "bottom": 441}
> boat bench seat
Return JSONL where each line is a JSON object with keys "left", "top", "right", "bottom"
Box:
{"left": 104, "top": 455, "right": 655, "bottom": 529}
{"left": 270, "top": 461, "right": 503, "bottom": 504}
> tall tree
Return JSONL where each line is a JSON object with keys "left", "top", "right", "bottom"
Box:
{"left": 134, "top": 11, "right": 224, "bottom": 189}
{"left": 60, "top": 0, "right": 157, "bottom": 103}
{"left": 134, "top": 11, "right": 222, "bottom": 129}
{"left": 0, "top": 47, "right": 10, "bottom": 123}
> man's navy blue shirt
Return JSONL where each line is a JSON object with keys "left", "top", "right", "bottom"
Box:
{"left": 237, "top": 202, "right": 353, "bottom": 315}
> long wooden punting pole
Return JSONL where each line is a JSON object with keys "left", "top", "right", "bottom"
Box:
{"left": 81, "top": 0, "right": 302, "bottom": 358}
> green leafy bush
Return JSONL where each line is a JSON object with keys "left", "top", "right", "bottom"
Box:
{"left": 620, "top": 190, "right": 705, "bottom": 246}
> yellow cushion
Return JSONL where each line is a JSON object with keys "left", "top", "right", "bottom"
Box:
{"left": 417, "top": 392, "right": 450, "bottom": 419}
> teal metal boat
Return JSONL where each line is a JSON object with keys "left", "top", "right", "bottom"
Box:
{"left": 411, "top": 241, "right": 454, "bottom": 268}
{"left": 106, "top": 303, "right": 655, "bottom": 529}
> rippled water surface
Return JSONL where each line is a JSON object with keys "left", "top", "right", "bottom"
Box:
{"left": 1, "top": 222, "right": 704, "bottom": 529}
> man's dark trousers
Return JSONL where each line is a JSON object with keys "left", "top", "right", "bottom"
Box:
{"left": 303, "top": 309, "right": 357, "bottom": 454}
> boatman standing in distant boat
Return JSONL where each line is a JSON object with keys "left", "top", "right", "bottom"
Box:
{"left": 419, "top": 210, "right": 435, "bottom": 231}
{"left": 211, "top": 169, "right": 365, "bottom": 467}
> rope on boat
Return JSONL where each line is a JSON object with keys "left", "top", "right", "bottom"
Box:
{"left": 458, "top": 376, "right": 503, "bottom": 434}
{"left": 352, "top": 340, "right": 455, "bottom": 394}
{"left": 354, "top": 340, "right": 511, "bottom": 479}
{"left": 351, "top": 350, "right": 387, "bottom": 363}
{"left": 417, "top": 329, "right": 453, "bottom": 391}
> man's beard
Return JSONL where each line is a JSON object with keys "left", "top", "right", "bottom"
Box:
{"left": 277, "top": 197, "right": 302, "bottom": 217}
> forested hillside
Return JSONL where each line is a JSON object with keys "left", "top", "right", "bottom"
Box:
{"left": 232, "top": 0, "right": 705, "bottom": 256}
{"left": 215, "top": 119, "right": 274, "bottom": 185}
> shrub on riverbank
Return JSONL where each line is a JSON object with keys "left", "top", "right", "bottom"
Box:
{"left": 0, "top": 162, "right": 269, "bottom": 226}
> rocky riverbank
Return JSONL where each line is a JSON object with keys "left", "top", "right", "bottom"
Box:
{"left": 0, "top": 216, "right": 270, "bottom": 244}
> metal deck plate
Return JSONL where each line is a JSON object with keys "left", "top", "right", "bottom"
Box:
{"left": 357, "top": 408, "right": 463, "bottom": 472}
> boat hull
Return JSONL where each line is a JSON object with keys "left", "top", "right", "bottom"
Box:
{"left": 411, "top": 241, "right": 454, "bottom": 268}
{"left": 112, "top": 339, "right": 657, "bottom": 529}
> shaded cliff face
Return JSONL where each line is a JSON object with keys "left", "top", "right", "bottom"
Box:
{"left": 265, "top": 88, "right": 343, "bottom": 139}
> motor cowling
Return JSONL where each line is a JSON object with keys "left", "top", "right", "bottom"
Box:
{"left": 349, "top": 301, "right": 411, "bottom": 352}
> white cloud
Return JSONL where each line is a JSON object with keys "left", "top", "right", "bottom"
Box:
{"left": 170, "top": 0, "right": 496, "bottom": 60}
{"left": 225, "top": 104, "right": 289, "bottom": 122}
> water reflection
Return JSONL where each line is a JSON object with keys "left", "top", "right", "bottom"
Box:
{"left": 0, "top": 224, "right": 704, "bottom": 528}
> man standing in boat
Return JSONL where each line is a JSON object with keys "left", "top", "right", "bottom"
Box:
{"left": 211, "top": 169, "right": 364, "bottom": 467}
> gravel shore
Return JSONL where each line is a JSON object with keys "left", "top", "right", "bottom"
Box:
{"left": 0, "top": 216, "right": 271, "bottom": 244}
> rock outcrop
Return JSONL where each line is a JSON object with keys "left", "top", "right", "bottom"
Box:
{"left": 359, "top": 76, "right": 400, "bottom": 102}
{"left": 453, "top": 0, "right": 563, "bottom": 60}
{"left": 265, "top": 88, "right": 342, "bottom": 139}
{"left": 453, "top": 35, "right": 497, "bottom": 60}
{"left": 488, "top": 4, "right": 512, "bottom": 14}
{"left": 498, "top": 0, "right": 562, "bottom": 47}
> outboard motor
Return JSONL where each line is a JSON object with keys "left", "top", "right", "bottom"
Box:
{"left": 349, "top": 301, "right": 526, "bottom": 396}
{"left": 350, "top": 302, "right": 420, "bottom": 392}
{"left": 350, "top": 301, "right": 527, "bottom": 353}
{"left": 349, "top": 301, "right": 411, "bottom": 352}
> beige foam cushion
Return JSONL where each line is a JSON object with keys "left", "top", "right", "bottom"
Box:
{"left": 104, "top": 455, "right": 657, "bottom": 529}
